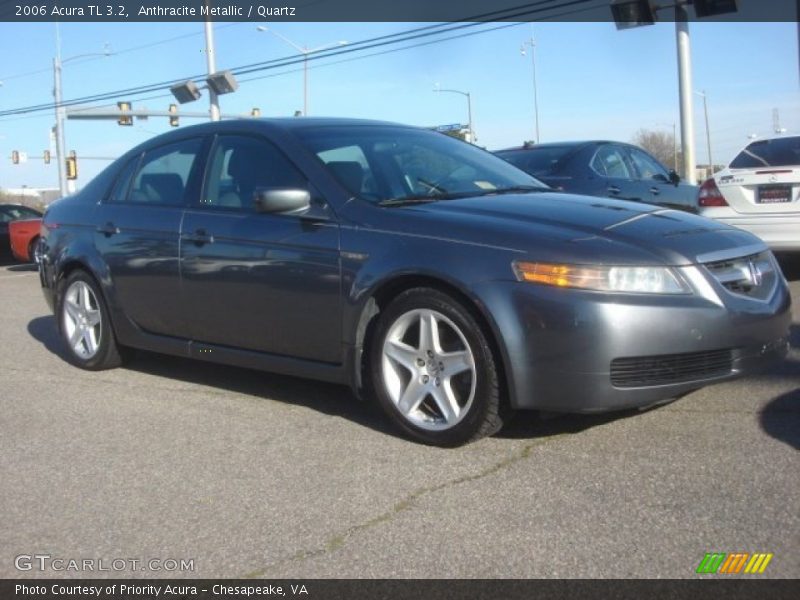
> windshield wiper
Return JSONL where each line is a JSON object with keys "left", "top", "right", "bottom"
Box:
{"left": 378, "top": 192, "right": 479, "bottom": 207}
{"left": 377, "top": 186, "right": 550, "bottom": 207}
{"left": 479, "top": 185, "right": 550, "bottom": 195}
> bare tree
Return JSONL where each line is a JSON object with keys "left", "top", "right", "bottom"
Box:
{"left": 631, "top": 128, "right": 682, "bottom": 172}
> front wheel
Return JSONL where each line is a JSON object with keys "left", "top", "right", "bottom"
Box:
{"left": 58, "top": 270, "right": 127, "bottom": 370}
{"left": 28, "top": 237, "right": 41, "bottom": 264}
{"left": 370, "top": 287, "right": 506, "bottom": 446}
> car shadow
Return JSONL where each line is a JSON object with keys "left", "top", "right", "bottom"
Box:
{"left": 497, "top": 404, "right": 667, "bottom": 440}
{"left": 27, "top": 315, "right": 398, "bottom": 440}
{"left": 7, "top": 262, "right": 37, "bottom": 272}
{"left": 775, "top": 253, "right": 800, "bottom": 282}
{"left": 753, "top": 322, "right": 799, "bottom": 450}
{"left": 29, "top": 314, "right": 635, "bottom": 445}
{"left": 759, "top": 389, "right": 800, "bottom": 451}
{"left": 26, "top": 317, "right": 800, "bottom": 447}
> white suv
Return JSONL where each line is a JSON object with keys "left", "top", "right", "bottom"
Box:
{"left": 698, "top": 135, "right": 800, "bottom": 251}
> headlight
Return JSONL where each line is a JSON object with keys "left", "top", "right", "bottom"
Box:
{"left": 512, "top": 261, "right": 690, "bottom": 294}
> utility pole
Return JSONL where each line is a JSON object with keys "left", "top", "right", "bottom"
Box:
{"left": 53, "top": 25, "right": 68, "bottom": 197}
{"left": 204, "top": 3, "right": 220, "bottom": 122}
{"left": 675, "top": 4, "right": 697, "bottom": 184}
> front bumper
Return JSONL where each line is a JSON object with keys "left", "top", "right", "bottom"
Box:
{"left": 473, "top": 266, "right": 792, "bottom": 413}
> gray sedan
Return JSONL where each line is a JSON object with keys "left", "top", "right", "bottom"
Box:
{"left": 38, "top": 118, "right": 791, "bottom": 446}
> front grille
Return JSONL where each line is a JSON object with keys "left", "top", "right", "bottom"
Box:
{"left": 703, "top": 251, "right": 777, "bottom": 301}
{"left": 610, "top": 349, "right": 733, "bottom": 388}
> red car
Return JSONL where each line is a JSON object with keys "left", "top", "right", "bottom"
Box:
{"left": 2, "top": 204, "right": 43, "bottom": 263}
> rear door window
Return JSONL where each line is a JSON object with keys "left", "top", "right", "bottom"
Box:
{"left": 106, "top": 157, "right": 140, "bottom": 204}
{"left": 627, "top": 147, "right": 670, "bottom": 181}
{"left": 591, "top": 145, "right": 632, "bottom": 179}
{"left": 129, "top": 138, "right": 203, "bottom": 206}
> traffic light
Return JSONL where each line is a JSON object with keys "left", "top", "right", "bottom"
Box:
{"left": 117, "top": 101, "right": 133, "bottom": 126}
{"left": 11, "top": 150, "right": 19, "bottom": 164}
{"left": 168, "top": 103, "right": 179, "bottom": 127}
{"left": 44, "top": 150, "right": 51, "bottom": 164}
{"left": 66, "top": 151, "right": 78, "bottom": 180}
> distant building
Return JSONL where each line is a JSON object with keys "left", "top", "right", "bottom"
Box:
{"left": 0, "top": 187, "right": 62, "bottom": 208}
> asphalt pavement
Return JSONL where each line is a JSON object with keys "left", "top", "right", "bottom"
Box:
{"left": 0, "top": 257, "right": 797, "bottom": 579}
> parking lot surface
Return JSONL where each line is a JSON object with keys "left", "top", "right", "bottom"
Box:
{"left": 1, "top": 257, "right": 798, "bottom": 579}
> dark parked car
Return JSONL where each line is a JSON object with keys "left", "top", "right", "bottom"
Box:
{"left": 495, "top": 141, "right": 698, "bottom": 211}
{"left": 1, "top": 203, "right": 42, "bottom": 259}
{"left": 39, "top": 119, "right": 790, "bottom": 446}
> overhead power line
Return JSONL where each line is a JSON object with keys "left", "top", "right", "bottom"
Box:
{"left": 0, "top": 0, "right": 602, "bottom": 120}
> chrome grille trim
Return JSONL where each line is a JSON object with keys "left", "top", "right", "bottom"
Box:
{"left": 702, "top": 251, "right": 778, "bottom": 301}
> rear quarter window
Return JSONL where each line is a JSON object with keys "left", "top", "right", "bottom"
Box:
{"left": 497, "top": 146, "right": 573, "bottom": 176}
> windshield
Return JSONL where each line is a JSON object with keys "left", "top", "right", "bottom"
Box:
{"left": 495, "top": 145, "right": 576, "bottom": 176}
{"left": 729, "top": 136, "right": 800, "bottom": 169}
{"left": 1, "top": 205, "right": 41, "bottom": 221}
{"left": 295, "top": 125, "right": 547, "bottom": 204}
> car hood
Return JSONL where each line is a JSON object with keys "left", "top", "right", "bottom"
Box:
{"left": 365, "top": 192, "right": 763, "bottom": 266}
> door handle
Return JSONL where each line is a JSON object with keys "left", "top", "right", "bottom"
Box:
{"left": 96, "top": 222, "right": 119, "bottom": 237}
{"left": 182, "top": 229, "right": 214, "bottom": 245}
{"left": 607, "top": 186, "right": 621, "bottom": 195}
{"left": 649, "top": 187, "right": 661, "bottom": 195}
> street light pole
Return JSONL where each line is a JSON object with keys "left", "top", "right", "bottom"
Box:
{"left": 695, "top": 89, "right": 712, "bottom": 175}
{"left": 675, "top": 4, "right": 697, "bottom": 184}
{"left": 521, "top": 37, "right": 540, "bottom": 143}
{"left": 52, "top": 24, "right": 113, "bottom": 197}
{"left": 256, "top": 26, "right": 348, "bottom": 116}
{"left": 434, "top": 87, "right": 475, "bottom": 143}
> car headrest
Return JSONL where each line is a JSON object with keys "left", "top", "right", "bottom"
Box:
{"left": 326, "top": 161, "right": 364, "bottom": 194}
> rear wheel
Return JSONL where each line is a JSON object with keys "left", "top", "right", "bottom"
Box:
{"left": 370, "top": 287, "right": 506, "bottom": 446}
{"left": 58, "top": 270, "right": 127, "bottom": 370}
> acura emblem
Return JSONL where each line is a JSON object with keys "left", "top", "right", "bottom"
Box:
{"left": 748, "top": 259, "right": 763, "bottom": 287}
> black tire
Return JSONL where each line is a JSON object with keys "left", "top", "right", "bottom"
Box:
{"left": 28, "top": 237, "right": 40, "bottom": 264}
{"left": 369, "top": 287, "right": 507, "bottom": 446}
{"left": 57, "top": 270, "right": 128, "bottom": 370}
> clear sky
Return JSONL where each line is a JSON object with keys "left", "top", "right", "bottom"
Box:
{"left": 0, "top": 19, "right": 797, "bottom": 190}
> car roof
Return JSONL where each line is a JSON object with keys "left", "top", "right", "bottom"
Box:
{"left": 113, "top": 117, "right": 424, "bottom": 163}
{"left": 145, "top": 117, "right": 414, "bottom": 138}
{"left": 495, "top": 141, "right": 612, "bottom": 153}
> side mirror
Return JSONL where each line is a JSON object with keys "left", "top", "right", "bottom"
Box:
{"left": 668, "top": 170, "right": 681, "bottom": 185}
{"left": 254, "top": 188, "right": 311, "bottom": 214}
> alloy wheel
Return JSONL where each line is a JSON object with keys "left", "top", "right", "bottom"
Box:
{"left": 62, "top": 280, "right": 103, "bottom": 360}
{"left": 380, "top": 308, "right": 477, "bottom": 431}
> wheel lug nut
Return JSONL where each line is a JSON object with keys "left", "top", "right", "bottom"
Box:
{"left": 439, "top": 362, "right": 444, "bottom": 371}
{"left": 422, "top": 375, "right": 429, "bottom": 384}
{"left": 417, "top": 358, "right": 425, "bottom": 367}
{"left": 435, "top": 377, "right": 441, "bottom": 386}
{"left": 427, "top": 350, "right": 433, "bottom": 358}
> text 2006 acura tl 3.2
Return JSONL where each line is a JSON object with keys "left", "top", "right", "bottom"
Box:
{"left": 38, "top": 119, "right": 791, "bottom": 446}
